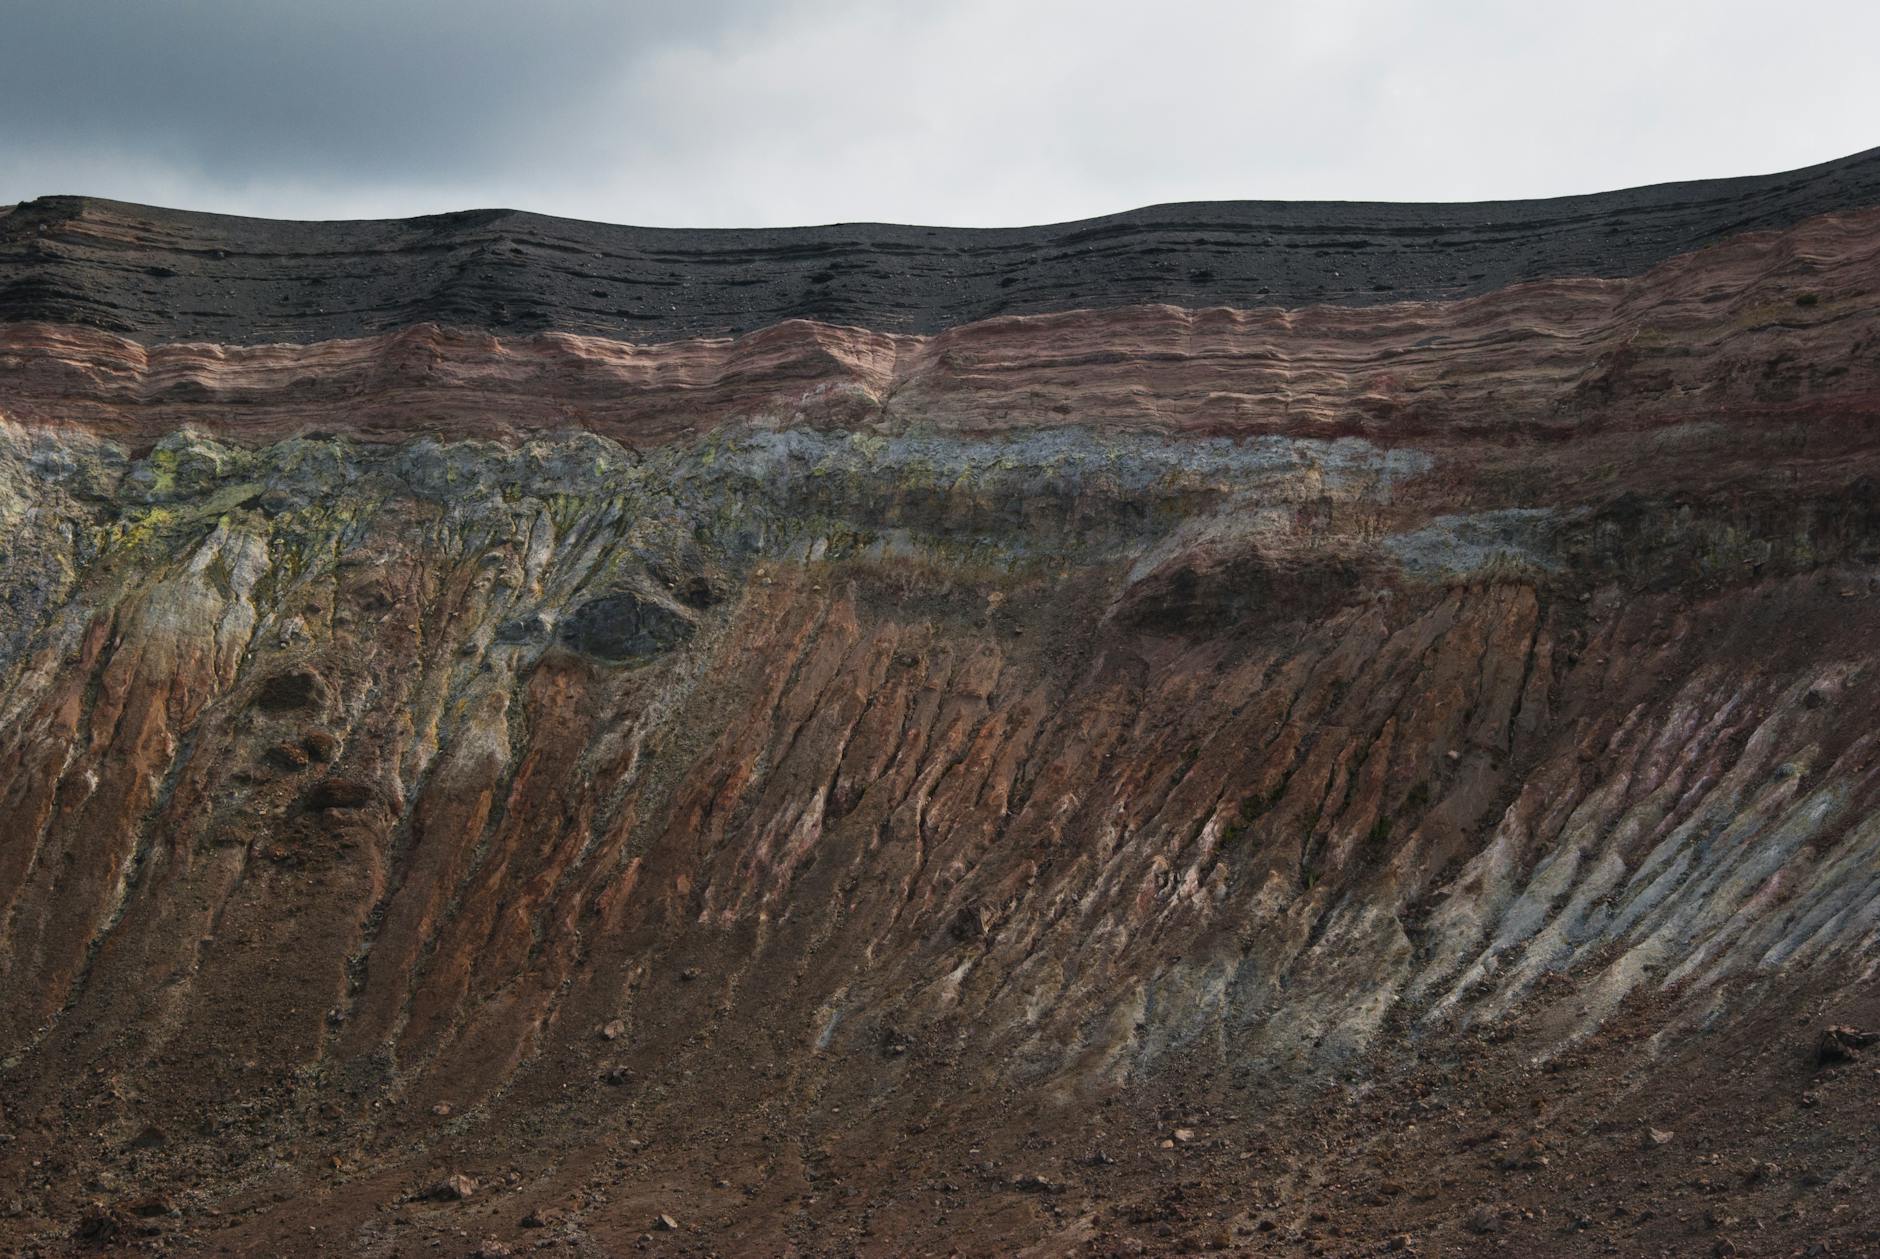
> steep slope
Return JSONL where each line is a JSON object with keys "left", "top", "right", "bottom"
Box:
{"left": 1, "top": 155, "right": 1879, "bottom": 1257}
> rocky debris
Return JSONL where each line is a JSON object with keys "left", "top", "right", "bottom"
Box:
{"left": 266, "top": 740, "right": 311, "bottom": 770}
{"left": 1815, "top": 1025, "right": 1878, "bottom": 1066}
{"left": 126, "top": 1124, "right": 167, "bottom": 1150}
{"left": 254, "top": 667, "right": 329, "bottom": 712}
{"left": 495, "top": 613, "right": 552, "bottom": 644}
{"left": 72, "top": 1201, "right": 127, "bottom": 1244}
{"left": 300, "top": 729, "right": 339, "bottom": 762}
{"left": 427, "top": 1174, "right": 477, "bottom": 1202}
{"left": 471, "top": 1240, "right": 513, "bottom": 1258}
{"left": 1645, "top": 1127, "right": 1676, "bottom": 1148}
{"left": 1464, "top": 1203, "right": 1504, "bottom": 1235}
{"left": 558, "top": 590, "right": 693, "bottom": 663}
{"left": 654, "top": 1213, "right": 679, "bottom": 1231}
{"left": 305, "top": 777, "right": 376, "bottom": 810}
{"left": 600, "top": 1019, "right": 626, "bottom": 1041}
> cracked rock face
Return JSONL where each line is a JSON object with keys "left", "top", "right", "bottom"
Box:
{"left": 3, "top": 156, "right": 1880, "bottom": 1257}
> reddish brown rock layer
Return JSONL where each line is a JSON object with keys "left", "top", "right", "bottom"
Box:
{"left": 2, "top": 204, "right": 1877, "bottom": 453}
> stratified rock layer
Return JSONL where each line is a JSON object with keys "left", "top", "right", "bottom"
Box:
{"left": 4, "top": 144, "right": 1880, "bottom": 344}
{"left": 1, "top": 156, "right": 1879, "bottom": 1257}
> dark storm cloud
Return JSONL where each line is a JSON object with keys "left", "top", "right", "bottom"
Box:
{"left": 0, "top": 0, "right": 780, "bottom": 184}
{"left": 1, "top": 1, "right": 1876, "bottom": 227}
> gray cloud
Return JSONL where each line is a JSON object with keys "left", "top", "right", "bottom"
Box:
{"left": 3, "top": 0, "right": 1876, "bottom": 226}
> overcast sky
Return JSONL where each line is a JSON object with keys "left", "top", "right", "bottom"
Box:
{"left": 3, "top": 0, "right": 1875, "bottom": 227}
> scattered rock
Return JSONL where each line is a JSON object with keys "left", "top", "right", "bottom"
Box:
{"left": 495, "top": 613, "right": 551, "bottom": 644}
{"left": 1465, "top": 1203, "right": 1502, "bottom": 1235}
{"left": 654, "top": 1213, "right": 679, "bottom": 1231}
{"left": 598, "top": 1065, "right": 633, "bottom": 1086}
{"left": 73, "top": 1201, "right": 125, "bottom": 1244}
{"left": 255, "top": 667, "right": 328, "bottom": 712}
{"left": 306, "top": 778, "right": 376, "bottom": 810}
{"left": 601, "top": 1019, "right": 626, "bottom": 1041}
{"left": 266, "top": 740, "right": 311, "bottom": 771}
{"left": 127, "top": 1124, "right": 168, "bottom": 1151}
{"left": 1645, "top": 1126, "right": 1675, "bottom": 1148}
{"left": 301, "top": 729, "right": 340, "bottom": 762}
{"left": 1012, "top": 1173, "right": 1058, "bottom": 1193}
{"left": 472, "top": 1241, "right": 513, "bottom": 1258}
{"left": 428, "top": 1173, "right": 477, "bottom": 1202}
{"left": 949, "top": 904, "right": 987, "bottom": 943}
{"left": 431, "top": 1102, "right": 452, "bottom": 1117}
{"left": 1816, "top": 1024, "right": 1878, "bottom": 1066}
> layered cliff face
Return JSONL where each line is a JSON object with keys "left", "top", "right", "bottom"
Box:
{"left": 2, "top": 156, "right": 1880, "bottom": 1258}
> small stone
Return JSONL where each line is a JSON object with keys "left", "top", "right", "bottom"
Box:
{"left": 601, "top": 1019, "right": 626, "bottom": 1041}
{"left": 472, "top": 1241, "right": 513, "bottom": 1258}
{"left": 255, "top": 668, "right": 328, "bottom": 712}
{"left": 428, "top": 1173, "right": 477, "bottom": 1202}
{"left": 73, "top": 1201, "right": 124, "bottom": 1243}
{"left": 1646, "top": 1126, "right": 1675, "bottom": 1147}
{"left": 1816, "top": 1024, "right": 1878, "bottom": 1066}
{"left": 266, "top": 740, "right": 311, "bottom": 771}
{"left": 306, "top": 778, "right": 375, "bottom": 811}
{"left": 432, "top": 1102, "right": 452, "bottom": 1117}
{"left": 127, "top": 1124, "right": 168, "bottom": 1150}
{"left": 1172, "top": 1127, "right": 1196, "bottom": 1144}
{"left": 301, "top": 730, "right": 341, "bottom": 762}
{"left": 654, "top": 1213, "right": 679, "bottom": 1231}
{"left": 1465, "top": 1203, "right": 1502, "bottom": 1235}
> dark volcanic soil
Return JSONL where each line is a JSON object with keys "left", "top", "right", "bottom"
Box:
{"left": 3, "top": 147, "right": 1879, "bottom": 345}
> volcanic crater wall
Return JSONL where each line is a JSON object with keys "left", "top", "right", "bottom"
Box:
{"left": 1, "top": 152, "right": 1879, "bottom": 1256}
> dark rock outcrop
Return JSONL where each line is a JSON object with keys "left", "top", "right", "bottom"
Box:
{"left": 559, "top": 590, "right": 694, "bottom": 661}
{"left": 3, "top": 146, "right": 1879, "bottom": 345}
